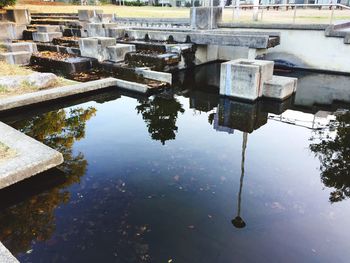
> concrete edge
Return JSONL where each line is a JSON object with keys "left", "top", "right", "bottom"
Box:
{"left": 0, "top": 242, "right": 18, "bottom": 263}
{"left": 0, "top": 121, "right": 64, "bottom": 189}
{"left": 218, "top": 22, "right": 328, "bottom": 31}
{"left": 0, "top": 77, "right": 153, "bottom": 112}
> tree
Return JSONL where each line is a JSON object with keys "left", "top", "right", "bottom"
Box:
{"left": 0, "top": 106, "right": 96, "bottom": 254}
{"left": 310, "top": 111, "right": 350, "bottom": 203}
{"left": 0, "top": 0, "right": 16, "bottom": 9}
{"left": 136, "top": 96, "right": 185, "bottom": 145}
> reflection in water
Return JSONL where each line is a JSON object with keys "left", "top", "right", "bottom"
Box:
{"left": 213, "top": 98, "right": 268, "bottom": 134}
{"left": 232, "top": 132, "right": 248, "bottom": 229}
{"left": 310, "top": 110, "right": 350, "bottom": 203}
{"left": 0, "top": 106, "right": 96, "bottom": 254}
{"left": 136, "top": 95, "right": 185, "bottom": 145}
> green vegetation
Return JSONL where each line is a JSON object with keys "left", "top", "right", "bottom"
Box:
{"left": 0, "top": 0, "right": 16, "bottom": 9}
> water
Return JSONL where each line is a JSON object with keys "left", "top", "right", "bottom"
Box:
{"left": 0, "top": 64, "right": 350, "bottom": 263}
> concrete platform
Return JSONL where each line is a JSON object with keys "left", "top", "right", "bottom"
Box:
{"left": 0, "top": 121, "right": 63, "bottom": 189}
{"left": 0, "top": 51, "right": 32, "bottom": 65}
{"left": 4, "top": 42, "right": 37, "bottom": 53}
{"left": 263, "top": 75, "right": 297, "bottom": 100}
{"left": 0, "top": 242, "right": 18, "bottom": 263}
{"left": 106, "top": 44, "right": 136, "bottom": 62}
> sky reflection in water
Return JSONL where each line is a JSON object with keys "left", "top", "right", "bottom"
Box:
{"left": 0, "top": 64, "right": 349, "bottom": 263}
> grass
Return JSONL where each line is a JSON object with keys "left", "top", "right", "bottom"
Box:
{"left": 0, "top": 61, "right": 77, "bottom": 99}
{"left": 11, "top": 4, "right": 350, "bottom": 24}
{"left": 0, "top": 142, "right": 16, "bottom": 163}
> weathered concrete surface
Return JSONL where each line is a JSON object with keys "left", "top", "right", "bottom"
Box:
{"left": 0, "top": 51, "right": 32, "bottom": 65}
{"left": 218, "top": 22, "right": 328, "bottom": 31}
{"left": 78, "top": 9, "right": 103, "bottom": 22}
{"left": 220, "top": 60, "right": 261, "bottom": 101}
{"left": 225, "top": 27, "right": 350, "bottom": 73}
{"left": 0, "top": 242, "right": 18, "bottom": 263}
{"left": 190, "top": 7, "right": 222, "bottom": 30}
{"left": 125, "top": 29, "right": 277, "bottom": 49}
{"left": 0, "top": 121, "right": 63, "bottom": 189}
{"left": 107, "top": 44, "right": 136, "bottom": 62}
{"left": 32, "top": 32, "right": 63, "bottom": 43}
{"left": 6, "top": 9, "right": 31, "bottom": 25}
{"left": 263, "top": 75, "right": 297, "bottom": 100}
{"left": 135, "top": 68, "right": 172, "bottom": 84}
{"left": 36, "top": 25, "right": 61, "bottom": 33}
{"left": 79, "top": 37, "right": 116, "bottom": 61}
{"left": 4, "top": 42, "right": 37, "bottom": 53}
{"left": 0, "top": 78, "right": 117, "bottom": 111}
{"left": 0, "top": 22, "right": 26, "bottom": 40}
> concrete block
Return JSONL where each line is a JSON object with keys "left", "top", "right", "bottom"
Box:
{"left": 6, "top": 9, "right": 31, "bottom": 25}
{"left": 0, "top": 51, "right": 32, "bottom": 65}
{"left": 263, "top": 75, "right": 297, "bottom": 100}
{"left": 0, "top": 242, "right": 19, "bottom": 263}
{"left": 36, "top": 25, "right": 61, "bottom": 33}
{"left": 220, "top": 59, "right": 274, "bottom": 100}
{"left": 135, "top": 68, "right": 172, "bottom": 84}
{"left": 0, "top": 22, "right": 26, "bottom": 40}
{"left": 106, "top": 44, "right": 136, "bottom": 62}
{"left": 106, "top": 27, "right": 126, "bottom": 38}
{"left": 79, "top": 37, "right": 116, "bottom": 61}
{"left": 0, "top": 121, "right": 63, "bottom": 189}
{"left": 220, "top": 60, "right": 261, "bottom": 101}
{"left": 5, "top": 42, "right": 37, "bottom": 53}
{"left": 0, "top": 78, "right": 117, "bottom": 111}
{"left": 190, "top": 7, "right": 222, "bottom": 30}
{"left": 78, "top": 9, "right": 103, "bottom": 22}
{"left": 87, "top": 23, "right": 105, "bottom": 37}
{"left": 32, "top": 32, "right": 63, "bottom": 43}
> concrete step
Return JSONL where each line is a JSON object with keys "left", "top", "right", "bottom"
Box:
{"left": 263, "top": 75, "right": 297, "bottom": 101}
{"left": 106, "top": 44, "right": 136, "bottom": 63}
{"left": 32, "top": 32, "right": 63, "bottom": 43}
{"left": 0, "top": 51, "right": 32, "bottom": 65}
{"left": 36, "top": 25, "right": 61, "bottom": 33}
{"left": 4, "top": 42, "right": 37, "bottom": 53}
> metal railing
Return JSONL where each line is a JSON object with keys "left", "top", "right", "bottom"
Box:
{"left": 225, "top": 3, "right": 350, "bottom": 24}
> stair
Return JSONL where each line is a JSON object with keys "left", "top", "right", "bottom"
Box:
{"left": 0, "top": 42, "right": 37, "bottom": 65}
{"left": 0, "top": 51, "right": 32, "bottom": 65}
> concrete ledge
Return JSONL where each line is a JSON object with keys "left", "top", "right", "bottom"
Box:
{"left": 135, "top": 68, "right": 172, "bottom": 84}
{"left": 0, "top": 121, "right": 63, "bottom": 189}
{"left": 218, "top": 22, "right": 328, "bottom": 31}
{"left": 0, "top": 242, "right": 18, "bottom": 263}
{"left": 0, "top": 78, "right": 118, "bottom": 111}
{"left": 114, "top": 78, "right": 150, "bottom": 93}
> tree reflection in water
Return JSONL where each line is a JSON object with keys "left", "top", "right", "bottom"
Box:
{"left": 0, "top": 106, "right": 96, "bottom": 255}
{"left": 136, "top": 96, "right": 185, "bottom": 145}
{"left": 310, "top": 110, "right": 350, "bottom": 203}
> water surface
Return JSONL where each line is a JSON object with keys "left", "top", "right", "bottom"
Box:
{"left": 0, "top": 64, "right": 349, "bottom": 263}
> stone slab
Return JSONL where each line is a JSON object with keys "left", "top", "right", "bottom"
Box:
{"left": 190, "top": 7, "right": 222, "bottom": 30}
{"left": 6, "top": 9, "right": 31, "bottom": 25}
{"left": 0, "top": 121, "right": 63, "bottom": 189}
{"left": 4, "top": 42, "right": 37, "bottom": 53}
{"left": 0, "top": 22, "right": 26, "bottom": 40}
{"left": 0, "top": 242, "right": 18, "bottom": 263}
{"left": 135, "top": 68, "right": 172, "bottom": 84}
{"left": 79, "top": 37, "right": 116, "bottom": 61}
{"left": 78, "top": 9, "right": 103, "bottom": 22}
{"left": 263, "top": 75, "right": 297, "bottom": 100}
{"left": 36, "top": 25, "right": 61, "bottom": 33}
{"left": 0, "top": 51, "right": 32, "bottom": 65}
{"left": 220, "top": 60, "right": 261, "bottom": 101}
{"left": 106, "top": 44, "right": 136, "bottom": 62}
{"left": 0, "top": 78, "right": 118, "bottom": 111}
{"left": 32, "top": 32, "right": 63, "bottom": 43}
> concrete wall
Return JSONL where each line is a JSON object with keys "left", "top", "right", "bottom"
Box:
{"left": 228, "top": 28, "right": 350, "bottom": 74}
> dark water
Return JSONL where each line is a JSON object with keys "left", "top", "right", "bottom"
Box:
{"left": 0, "top": 64, "right": 350, "bottom": 263}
